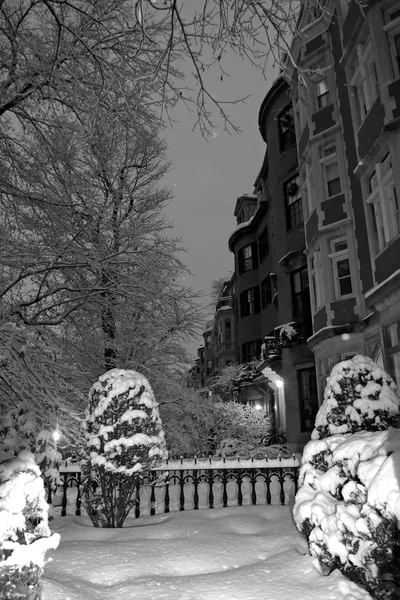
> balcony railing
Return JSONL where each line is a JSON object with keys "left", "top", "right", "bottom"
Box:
{"left": 261, "top": 337, "right": 281, "bottom": 362}
{"left": 274, "top": 321, "right": 307, "bottom": 348}
{"left": 216, "top": 341, "right": 233, "bottom": 354}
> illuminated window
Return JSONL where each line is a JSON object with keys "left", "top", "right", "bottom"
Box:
{"left": 316, "top": 78, "right": 330, "bottom": 109}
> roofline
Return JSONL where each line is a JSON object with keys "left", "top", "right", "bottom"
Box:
{"left": 258, "top": 76, "right": 288, "bottom": 144}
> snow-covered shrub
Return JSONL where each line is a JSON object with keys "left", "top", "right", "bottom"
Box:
{"left": 211, "top": 402, "right": 274, "bottom": 450}
{"left": 0, "top": 450, "right": 60, "bottom": 600}
{"left": 0, "top": 402, "right": 61, "bottom": 493}
{"left": 294, "top": 355, "right": 400, "bottom": 599}
{"left": 82, "top": 368, "right": 167, "bottom": 527}
{"left": 313, "top": 355, "right": 400, "bottom": 439}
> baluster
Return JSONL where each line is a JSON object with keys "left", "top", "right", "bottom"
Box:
{"left": 251, "top": 471, "right": 257, "bottom": 505}
{"left": 76, "top": 472, "right": 82, "bottom": 516}
{"left": 237, "top": 470, "right": 243, "bottom": 506}
{"left": 61, "top": 474, "right": 68, "bottom": 517}
{"left": 222, "top": 470, "right": 228, "bottom": 508}
{"left": 150, "top": 482, "right": 156, "bottom": 516}
{"left": 179, "top": 471, "right": 185, "bottom": 511}
{"left": 193, "top": 470, "right": 199, "bottom": 510}
{"left": 208, "top": 469, "right": 214, "bottom": 509}
{"left": 279, "top": 468, "right": 285, "bottom": 505}
{"left": 164, "top": 479, "right": 170, "bottom": 514}
{"left": 266, "top": 471, "right": 271, "bottom": 505}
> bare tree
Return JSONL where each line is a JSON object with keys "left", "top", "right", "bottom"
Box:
{"left": 0, "top": 0, "right": 347, "bottom": 136}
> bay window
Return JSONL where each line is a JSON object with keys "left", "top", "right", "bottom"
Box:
{"left": 365, "top": 153, "right": 399, "bottom": 254}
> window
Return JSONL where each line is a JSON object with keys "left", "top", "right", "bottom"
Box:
{"left": 206, "top": 359, "right": 213, "bottom": 376}
{"left": 285, "top": 174, "right": 303, "bottom": 229}
{"left": 316, "top": 78, "right": 330, "bottom": 109}
{"left": 278, "top": 105, "right": 295, "bottom": 152}
{"left": 384, "top": 321, "right": 400, "bottom": 389}
{"left": 329, "top": 238, "right": 353, "bottom": 298}
{"left": 258, "top": 225, "right": 269, "bottom": 263}
{"left": 298, "top": 367, "right": 319, "bottom": 432}
{"left": 200, "top": 350, "right": 204, "bottom": 363}
{"left": 217, "top": 320, "right": 223, "bottom": 344}
{"left": 240, "top": 287, "right": 260, "bottom": 318}
{"left": 261, "top": 275, "right": 272, "bottom": 309}
{"left": 225, "top": 319, "right": 232, "bottom": 343}
{"left": 238, "top": 243, "right": 258, "bottom": 274}
{"left": 320, "top": 144, "right": 341, "bottom": 198}
{"left": 365, "top": 152, "right": 399, "bottom": 254}
{"left": 310, "top": 249, "right": 324, "bottom": 311}
{"left": 384, "top": 8, "right": 400, "bottom": 78}
{"left": 349, "top": 38, "right": 380, "bottom": 125}
{"left": 242, "top": 340, "right": 262, "bottom": 363}
{"left": 304, "top": 161, "right": 315, "bottom": 218}
{"left": 291, "top": 267, "right": 312, "bottom": 335}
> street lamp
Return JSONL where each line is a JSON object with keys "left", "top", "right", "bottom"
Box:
{"left": 53, "top": 429, "right": 61, "bottom": 442}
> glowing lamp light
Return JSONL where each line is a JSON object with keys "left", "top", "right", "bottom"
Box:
{"left": 255, "top": 403, "right": 262, "bottom": 411}
{"left": 276, "top": 379, "right": 284, "bottom": 389}
{"left": 53, "top": 430, "right": 61, "bottom": 442}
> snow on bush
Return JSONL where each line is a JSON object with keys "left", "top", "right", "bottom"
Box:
{"left": 0, "top": 450, "right": 60, "bottom": 600}
{"left": 312, "top": 355, "right": 400, "bottom": 439}
{"left": 82, "top": 368, "right": 167, "bottom": 527}
{"left": 0, "top": 402, "right": 61, "bottom": 490}
{"left": 294, "top": 355, "right": 400, "bottom": 599}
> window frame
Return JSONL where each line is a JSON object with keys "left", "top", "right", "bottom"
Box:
{"left": 309, "top": 249, "right": 325, "bottom": 312}
{"left": 297, "top": 366, "right": 319, "bottom": 432}
{"left": 319, "top": 144, "right": 341, "bottom": 199}
{"left": 349, "top": 37, "right": 379, "bottom": 126}
{"left": 315, "top": 78, "right": 330, "bottom": 109}
{"left": 278, "top": 104, "right": 296, "bottom": 153}
{"left": 328, "top": 237, "right": 353, "bottom": 299}
{"left": 240, "top": 286, "right": 260, "bottom": 318}
{"left": 242, "top": 339, "right": 262, "bottom": 363}
{"left": 365, "top": 152, "right": 399, "bottom": 254}
{"left": 383, "top": 8, "right": 400, "bottom": 78}
{"left": 238, "top": 242, "right": 258, "bottom": 274}
{"left": 291, "top": 266, "right": 312, "bottom": 335}
{"left": 284, "top": 173, "right": 303, "bottom": 230}
{"left": 261, "top": 275, "right": 272, "bottom": 309}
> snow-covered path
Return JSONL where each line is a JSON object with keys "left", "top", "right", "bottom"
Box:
{"left": 43, "top": 506, "right": 371, "bottom": 600}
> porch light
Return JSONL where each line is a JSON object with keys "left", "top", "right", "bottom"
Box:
{"left": 53, "top": 429, "right": 61, "bottom": 442}
{"left": 255, "top": 403, "right": 262, "bottom": 410}
{"left": 276, "top": 379, "right": 283, "bottom": 389}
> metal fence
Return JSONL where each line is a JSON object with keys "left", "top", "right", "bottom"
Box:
{"left": 48, "top": 456, "right": 300, "bottom": 518}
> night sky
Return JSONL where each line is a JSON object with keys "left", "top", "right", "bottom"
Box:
{"left": 163, "top": 50, "right": 278, "bottom": 357}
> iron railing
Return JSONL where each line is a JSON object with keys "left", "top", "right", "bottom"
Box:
{"left": 48, "top": 457, "right": 300, "bottom": 518}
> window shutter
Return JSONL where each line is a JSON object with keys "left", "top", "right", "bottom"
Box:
{"left": 254, "top": 286, "right": 261, "bottom": 313}
{"left": 240, "top": 292, "right": 246, "bottom": 318}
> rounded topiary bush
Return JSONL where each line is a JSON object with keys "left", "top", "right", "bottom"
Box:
{"left": 312, "top": 355, "right": 400, "bottom": 440}
{"left": 82, "top": 368, "right": 167, "bottom": 528}
{"left": 294, "top": 355, "right": 400, "bottom": 600}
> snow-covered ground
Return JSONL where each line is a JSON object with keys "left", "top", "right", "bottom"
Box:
{"left": 43, "top": 506, "right": 372, "bottom": 600}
